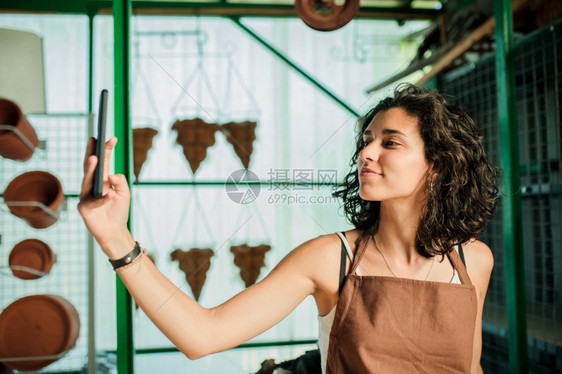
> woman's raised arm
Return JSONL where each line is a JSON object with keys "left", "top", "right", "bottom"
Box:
{"left": 77, "top": 137, "right": 333, "bottom": 359}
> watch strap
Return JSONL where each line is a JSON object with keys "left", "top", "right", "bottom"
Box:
{"left": 109, "top": 242, "right": 141, "bottom": 270}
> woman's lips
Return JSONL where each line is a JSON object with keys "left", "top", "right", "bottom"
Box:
{"left": 359, "top": 168, "right": 382, "bottom": 177}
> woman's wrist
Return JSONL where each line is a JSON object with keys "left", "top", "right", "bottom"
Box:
{"left": 99, "top": 230, "right": 137, "bottom": 260}
{"left": 109, "top": 242, "right": 144, "bottom": 271}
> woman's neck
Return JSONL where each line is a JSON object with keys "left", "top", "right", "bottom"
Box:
{"left": 375, "top": 201, "right": 423, "bottom": 262}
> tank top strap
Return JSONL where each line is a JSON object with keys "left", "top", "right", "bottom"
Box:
{"left": 335, "top": 232, "right": 361, "bottom": 276}
{"left": 446, "top": 245, "right": 473, "bottom": 286}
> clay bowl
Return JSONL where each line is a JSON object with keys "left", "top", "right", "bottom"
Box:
{"left": 0, "top": 295, "right": 80, "bottom": 372}
{"left": 0, "top": 98, "right": 39, "bottom": 161}
{"left": 3, "top": 171, "right": 64, "bottom": 229}
{"left": 9, "top": 239, "right": 56, "bottom": 280}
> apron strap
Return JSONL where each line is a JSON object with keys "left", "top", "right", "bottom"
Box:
{"left": 348, "top": 234, "right": 369, "bottom": 275}
{"left": 338, "top": 236, "right": 347, "bottom": 293}
{"left": 335, "top": 232, "right": 361, "bottom": 276}
{"left": 447, "top": 245, "right": 473, "bottom": 286}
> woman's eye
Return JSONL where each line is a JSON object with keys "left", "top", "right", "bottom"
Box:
{"left": 383, "top": 140, "right": 397, "bottom": 147}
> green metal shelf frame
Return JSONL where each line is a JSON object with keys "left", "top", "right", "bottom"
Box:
{"left": 113, "top": 1, "right": 135, "bottom": 373}
{"left": 87, "top": 10, "right": 97, "bottom": 374}
{"left": 492, "top": 0, "right": 528, "bottom": 372}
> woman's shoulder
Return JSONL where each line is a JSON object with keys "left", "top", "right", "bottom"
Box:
{"left": 295, "top": 231, "right": 346, "bottom": 258}
{"left": 461, "top": 239, "right": 494, "bottom": 290}
{"left": 462, "top": 239, "right": 494, "bottom": 271}
{"left": 288, "top": 230, "right": 360, "bottom": 288}
{"left": 299, "top": 229, "right": 362, "bottom": 254}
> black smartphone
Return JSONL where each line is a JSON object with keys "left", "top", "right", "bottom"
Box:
{"left": 92, "top": 89, "right": 108, "bottom": 198}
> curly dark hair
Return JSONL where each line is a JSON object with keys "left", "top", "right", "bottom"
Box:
{"left": 333, "top": 83, "right": 500, "bottom": 257}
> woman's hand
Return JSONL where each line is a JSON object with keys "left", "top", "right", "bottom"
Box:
{"left": 77, "top": 137, "right": 136, "bottom": 258}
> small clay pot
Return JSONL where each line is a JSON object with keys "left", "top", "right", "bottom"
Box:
{"left": 3, "top": 171, "right": 64, "bottom": 229}
{"left": 133, "top": 127, "right": 158, "bottom": 181}
{"left": 0, "top": 98, "right": 39, "bottom": 161}
{"left": 0, "top": 295, "right": 80, "bottom": 372}
{"left": 9, "top": 239, "right": 56, "bottom": 280}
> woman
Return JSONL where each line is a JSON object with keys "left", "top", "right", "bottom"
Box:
{"left": 78, "top": 84, "right": 499, "bottom": 373}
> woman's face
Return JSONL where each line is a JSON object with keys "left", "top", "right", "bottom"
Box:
{"left": 357, "top": 107, "right": 431, "bottom": 203}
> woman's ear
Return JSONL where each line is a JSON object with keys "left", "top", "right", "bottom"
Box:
{"left": 427, "top": 167, "right": 438, "bottom": 190}
{"left": 431, "top": 171, "right": 438, "bottom": 184}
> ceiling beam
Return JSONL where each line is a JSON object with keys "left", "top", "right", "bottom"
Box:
{"left": 1, "top": 0, "right": 440, "bottom": 19}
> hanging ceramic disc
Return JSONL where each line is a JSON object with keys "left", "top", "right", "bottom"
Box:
{"left": 9, "top": 239, "right": 56, "bottom": 280}
{"left": 295, "top": 0, "right": 360, "bottom": 31}
{"left": 0, "top": 295, "right": 80, "bottom": 372}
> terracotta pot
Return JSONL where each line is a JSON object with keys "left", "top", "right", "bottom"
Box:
{"left": 221, "top": 121, "right": 257, "bottom": 169}
{"left": 170, "top": 248, "right": 214, "bottom": 301}
{"left": 172, "top": 119, "right": 220, "bottom": 174}
{"left": 133, "top": 127, "right": 158, "bottom": 181}
{"left": 0, "top": 99, "right": 39, "bottom": 161}
{"left": 9, "top": 239, "right": 56, "bottom": 280}
{"left": 230, "top": 244, "right": 271, "bottom": 288}
{"left": 294, "top": 0, "right": 360, "bottom": 31}
{"left": 0, "top": 294, "right": 80, "bottom": 372}
{"left": 3, "top": 171, "right": 64, "bottom": 229}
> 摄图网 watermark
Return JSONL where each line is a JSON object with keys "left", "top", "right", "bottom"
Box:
{"left": 225, "top": 168, "right": 339, "bottom": 205}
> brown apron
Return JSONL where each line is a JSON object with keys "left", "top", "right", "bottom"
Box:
{"left": 325, "top": 241, "right": 477, "bottom": 373}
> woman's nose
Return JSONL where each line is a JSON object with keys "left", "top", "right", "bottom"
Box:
{"left": 360, "top": 142, "right": 378, "bottom": 163}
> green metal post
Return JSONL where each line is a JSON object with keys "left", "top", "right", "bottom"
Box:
{"left": 114, "top": 0, "right": 135, "bottom": 373}
{"left": 87, "top": 11, "right": 97, "bottom": 374}
{"left": 493, "top": 0, "right": 528, "bottom": 372}
{"left": 88, "top": 13, "right": 94, "bottom": 116}
{"left": 230, "top": 17, "right": 360, "bottom": 118}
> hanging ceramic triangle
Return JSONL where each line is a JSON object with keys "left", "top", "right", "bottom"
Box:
{"left": 221, "top": 121, "right": 257, "bottom": 169}
{"left": 230, "top": 244, "right": 271, "bottom": 288}
{"left": 172, "top": 118, "right": 220, "bottom": 174}
{"left": 170, "top": 248, "right": 214, "bottom": 301}
{"left": 132, "top": 127, "right": 158, "bottom": 181}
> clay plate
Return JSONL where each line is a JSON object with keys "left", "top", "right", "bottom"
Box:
{"left": 9, "top": 239, "right": 55, "bottom": 280}
{"left": 0, "top": 295, "right": 80, "bottom": 371}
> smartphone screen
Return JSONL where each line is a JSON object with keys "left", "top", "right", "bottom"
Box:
{"left": 92, "top": 89, "right": 108, "bottom": 198}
